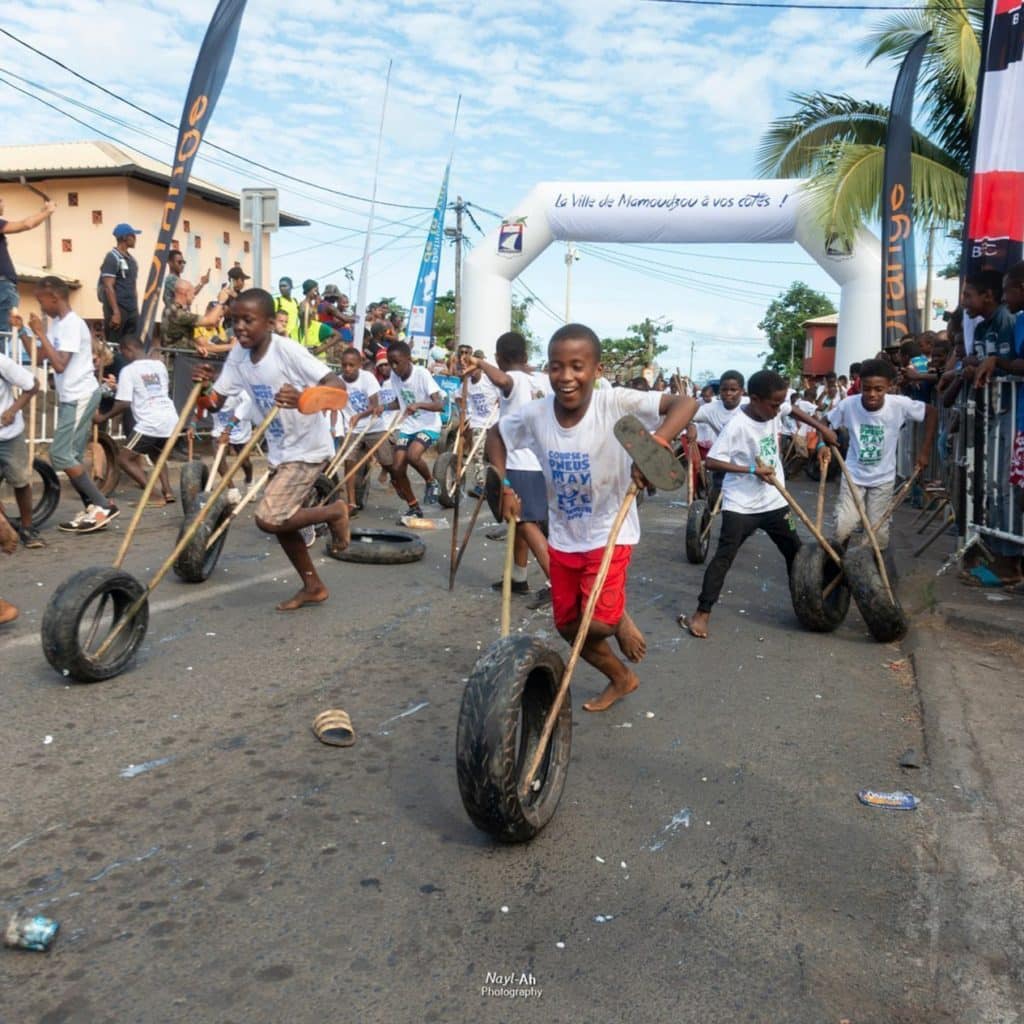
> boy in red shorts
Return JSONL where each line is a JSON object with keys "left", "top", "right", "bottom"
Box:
{"left": 487, "top": 323, "right": 697, "bottom": 712}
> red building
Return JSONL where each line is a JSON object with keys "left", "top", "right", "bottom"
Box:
{"left": 801, "top": 312, "right": 839, "bottom": 377}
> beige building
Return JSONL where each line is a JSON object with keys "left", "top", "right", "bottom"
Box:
{"left": 0, "top": 140, "right": 307, "bottom": 322}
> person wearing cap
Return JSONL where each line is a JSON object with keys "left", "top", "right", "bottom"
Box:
{"left": 163, "top": 249, "right": 210, "bottom": 310}
{"left": 0, "top": 193, "right": 57, "bottom": 338}
{"left": 318, "top": 284, "right": 347, "bottom": 333}
{"left": 274, "top": 276, "right": 300, "bottom": 341}
{"left": 99, "top": 223, "right": 141, "bottom": 344}
{"left": 299, "top": 279, "right": 321, "bottom": 351}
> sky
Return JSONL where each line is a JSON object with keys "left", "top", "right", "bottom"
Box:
{"left": 0, "top": 0, "right": 952, "bottom": 379}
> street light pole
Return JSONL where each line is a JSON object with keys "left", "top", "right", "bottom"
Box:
{"left": 564, "top": 243, "right": 578, "bottom": 323}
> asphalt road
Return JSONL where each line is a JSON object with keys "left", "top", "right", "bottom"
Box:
{"left": 2, "top": 469, "right": 934, "bottom": 1023}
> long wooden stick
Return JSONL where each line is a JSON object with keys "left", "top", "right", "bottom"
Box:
{"left": 815, "top": 456, "right": 828, "bottom": 532}
{"left": 320, "top": 411, "right": 404, "bottom": 505}
{"left": 831, "top": 447, "right": 895, "bottom": 604}
{"left": 94, "top": 406, "right": 279, "bottom": 659}
{"left": 203, "top": 470, "right": 270, "bottom": 550}
{"left": 500, "top": 516, "right": 517, "bottom": 639}
{"left": 520, "top": 484, "right": 638, "bottom": 796}
{"left": 448, "top": 377, "right": 470, "bottom": 591}
{"left": 203, "top": 439, "right": 229, "bottom": 494}
{"left": 112, "top": 381, "right": 203, "bottom": 571}
{"left": 450, "top": 487, "right": 488, "bottom": 582}
{"left": 758, "top": 459, "right": 842, "bottom": 567}
{"left": 455, "top": 412, "right": 496, "bottom": 486}
{"left": 700, "top": 488, "right": 724, "bottom": 544}
{"left": 27, "top": 333, "right": 37, "bottom": 466}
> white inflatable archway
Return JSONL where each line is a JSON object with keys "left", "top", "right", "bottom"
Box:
{"left": 462, "top": 180, "right": 881, "bottom": 377}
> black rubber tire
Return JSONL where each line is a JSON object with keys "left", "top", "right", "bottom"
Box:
{"left": 172, "top": 492, "right": 231, "bottom": 583}
{"left": 843, "top": 544, "right": 908, "bottom": 643}
{"left": 41, "top": 566, "right": 149, "bottom": 683}
{"left": 354, "top": 464, "right": 371, "bottom": 509}
{"left": 307, "top": 473, "right": 336, "bottom": 537}
{"left": 92, "top": 433, "right": 121, "bottom": 496}
{"left": 456, "top": 635, "right": 571, "bottom": 843}
{"left": 179, "top": 459, "right": 208, "bottom": 512}
{"left": 435, "top": 451, "right": 458, "bottom": 508}
{"left": 789, "top": 544, "right": 851, "bottom": 632}
{"left": 805, "top": 454, "right": 840, "bottom": 482}
{"left": 6, "top": 458, "right": 62, "bottom": 530}
{"left": 685, "top": 498, "right": 712, "bottom": 564}
{"left": 325, "top": 527, "right": 425, "bottom": 565}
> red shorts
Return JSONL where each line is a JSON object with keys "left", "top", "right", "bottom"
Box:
{"left": 549, "top": 544, "right": 633, "bottom": 631}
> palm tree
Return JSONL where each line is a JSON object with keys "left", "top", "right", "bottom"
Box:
{"left": 756, "top": 0, "right": 983, "bottom": 242}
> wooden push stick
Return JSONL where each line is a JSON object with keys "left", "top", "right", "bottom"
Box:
{"left": 203, "top": 470, "right": 270, "bottom": 551}
{"left": 448, "top": 376, "right": 470, "bottom": 592}
{"left": 320, "top": 411, "right": 405, "bottom": 505}
{"left": 203, "top": 439, "right": 230, "bottom": 494}
{"left": 27, "top": 334, "right": 37, "bottom": 466}
{"left": 830, "top": 446, "right": 896, "bottom": 604}
{"left": 500, "top": 516, "right": 517, "bottom": 639}
{"left": 700, "top": 488, "right": 724, "bottom": 544}
{"left": 94, "top": 406, "right": 280, "bottom": 659}
{"left": 520, "top": 484, "right": 639, "bottom": 797}
{"left": 815, "top": 455, "right": 828, "bottom": 532}
{"left": 455, "top": 412, "right": 496, "bottom": 486}
{"left": 335, "top": 419, "right": 373, "bottom": 469}
{"left": 757, "top": 459, "right": 843, "bottom": 567}
{"left": 450, "top": 488, "right": 488, "bottom": 582}
{"left": 112, "top": 381, "right": 204, "bottom": 571}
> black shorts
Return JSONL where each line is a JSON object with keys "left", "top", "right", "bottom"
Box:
{"left": 124, "top": 431, "right": 170, "bottom": 458}
{"left": 507, "top": 468, "right": 548, "bottom": 525}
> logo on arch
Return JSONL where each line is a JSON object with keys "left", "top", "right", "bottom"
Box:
{"left": 498, "top": 218, "right": 526, "bottom": 256}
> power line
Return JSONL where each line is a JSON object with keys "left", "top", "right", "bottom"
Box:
{"left": 0, "top": 26, "right": 435, "bottom": 211}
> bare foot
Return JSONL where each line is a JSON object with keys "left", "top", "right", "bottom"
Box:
{"left": 0, "top": 599, "right": 19, "bottom": 625}
{"left": 0, "top": 516, "right": 18, "bottom": 554}
{"left": 677, "top": 611, "right": 709, "bottom": 639}
{"left": 276, "top": 586, "right": 329, "bottom": 612}
{"left": 328, "top": 518, "right": 350, "bottom": 555}
{"left": 583, "top": 670, "right": 639, "bottom": 712}
{"left": 615, "top": 613, "right": 646, "bottom": 662}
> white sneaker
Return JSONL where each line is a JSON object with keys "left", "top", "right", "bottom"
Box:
{"left": 226, "top": 487, "right": 242, "bottom": 505}
{"left": 75, "top": 504, "right": 121, "bottom": 534}
{"left": 58, "top": 506, "right": 92, "bottom": 532}
{"left": 300, "top": 524, "right": 316, "bottom": 548}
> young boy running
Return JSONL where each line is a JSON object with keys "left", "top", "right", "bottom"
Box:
{"left": 17, "top": 277, "right": 119, "bottom": 532}
{"left": 679, "top": 370, "right": 836, "bottom": 640}
{"left": 0, "top": 347, "right": 43, "bottom": 547}
{"left": 93, "top": 335, "right": 178, "bottom": 505}
{"left": 196, "top": 288, "right": 350, "bottom": 611}
{"left": 465, "top": 331, "right": 552, "bottom": 600}
{"left": 689, "top": 370, "right": 746, "bottom": 502}
{"left": 459, "top": 348, "right": 500, "bottom": 496}
{"left": 827, "top": 357, "right": 936, "bottom": 550}
{"left": 384, "top": 341, "right": 444, "bottom": 518}
{"left": 337, "top": 347, "right": 385, "bottom": 511}
{"left": 489, "top": 323, "right": 698, "bottom": 712}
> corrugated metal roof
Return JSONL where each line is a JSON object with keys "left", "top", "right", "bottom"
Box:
{"left": 802, "top": 312, "right": 840, "bottom": 327}
{"left": 0, "top": 140, "right": 308, "bottom": 227}
{"left": 13, "top": 261, "right": 81, "bottom": 287}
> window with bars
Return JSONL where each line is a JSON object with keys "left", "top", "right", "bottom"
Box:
{"left": 91, "top": 210, "right": 103, "bottom": 225}
{"left": 67, "top": 192, "right": 78, "bottom": 206}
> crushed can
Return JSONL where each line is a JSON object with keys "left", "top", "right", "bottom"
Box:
{"left": 857, "top": 789, "right": 920, "bottom": 810}
{"left": 4, "top": 910, "right": 59, "bottom": 951}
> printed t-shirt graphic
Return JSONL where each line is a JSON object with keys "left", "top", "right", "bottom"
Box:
{"left": 392, "top": 364, "right": 442, "bottom": 434}
{"left": 709, "top": 403, "right": 792, "bottom": 515}
{"left": 827, "top": 394, "right": 926, "bottom": 487}
{"left": 115, "top": 359, "right": 178, "bottom": 437}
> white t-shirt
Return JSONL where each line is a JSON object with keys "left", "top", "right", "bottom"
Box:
{"left": 213, "top": 334, "right": 333, "bottom": 466}
{"left": 501, "top": 369, "right": 552, "bottom": 472}
{"left": 828, "top": 394, "right": 926, "bottom": 487}
{"left": 336, "top": 369, "right": 380, "bottom": 435}
{"left": 0, "top": 353, "right": 35, "bottom": 441}
{"left": 390, "top": 364, "right": 442, "bottom": 434}
{"left": 371, "top": 372, "right": 396, "bottom": 434}
{"left": 692, "top": 397, "right": 748, "bottom": 441}
{"left": 499, "top": 388, "right": 663, "bottom": 552}
{"left": 115, "top": 359, "right": 179, "bottom": 438}
{"left": 709, "top": 404, "right": 792, "bottom": 515}
{"left": 212, "top": 390, "right": 254, "bottom": 445}
{"left": 465, "top": 374, "right": 499, "bottom": 429}
{"left": 793, "top": 399, "right": 818, "bottom": 437}
{"left": 49, "top": 311, "right": 98, "bottom": 403}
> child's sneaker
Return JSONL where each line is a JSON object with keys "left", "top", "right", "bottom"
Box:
{"left": 58, "top": 506, "right": 92, "bottom": 532}
{"left": 226, "top": 487, "right": 242, "bottom": 505}
{"left": 75, "top": 504, "right": 121, "bottom": 533}
{"left": 423, "top": 480, "right": 440, "bottom": 505}
{"left": 400, "top": 503, "right": 423, "bottom": 523}
{"left": 300, "top": 524, "right": 316, "bottom": 548}
{"left": 18, "top": 526, "right": 46, "bottom": 549}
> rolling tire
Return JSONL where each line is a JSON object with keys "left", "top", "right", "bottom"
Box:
{"left": 789, "top": 544, "right": 850, "bottom": 632}
{"left": 456, "top": 636, "right": 571, "bottom": 843}
{"left": 435, "top": 452, "right": 458, "bottom": 508}
{"left": 6, "top": 458, "right": 62, "bottom": 530}
{"left": 41, "top": 566, "right": 149, "bottom": 683}
{"left": 92, "top": 433, "right": 121, "bottom": 496}
{"left": 843, "top": 544, "right": 908, "bottom": 643}
{"left": 307, "top": 474, "right": 335, "bottom": 537}
{"left": 179, "top": 460, "right": 208, "bottom": 512}
{"left": 172, "top": 492, "right": 231, "bottom": 583}
{"left": 354, "top": 465, "right": 371, "bottom": 509}
{"left": 685, "top": 498, "right": 712, "bottom": 564}
{"left": 325, "top": 527, "right": 425, "bottom": 565}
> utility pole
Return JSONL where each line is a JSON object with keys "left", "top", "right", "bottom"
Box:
{"left": 688, "top": 336, "right": 696, "bottom": 380}
{"left": 923, "top": 224, "right": 937, "bottom": 331}
{"left": 445, "top": 195, "right": 465, "bottom": 347}
{"left": 564, "top": 243, "right": 578, "bottom": 323}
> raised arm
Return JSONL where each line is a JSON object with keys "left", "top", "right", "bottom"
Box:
{"left": 1, "top": 201, "right": 56, "bottom": 234}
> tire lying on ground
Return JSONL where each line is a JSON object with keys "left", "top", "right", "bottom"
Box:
{"left": 789, "top": 543, "right": 851, "bottom": 632}
{"left": 325, "top": 527, "right": 425, "bottom": 565}
{"left": 7, "top": 458, "right": 61, "bottom": 530}
{"left": 173, "top": 492, "right": 232, "bottom": 583}
{"left": 434, "top": 451, "right": 458, "bottom": 508}
{"left": 41, "top": 566, "right": 149, "bottom": 683}
{"left": 685, "top": 498, "right": 711, "bottom": 564}
{"left": 179, "top": 459, "right": 209, "bottom": 512}
{"left": 456, "top": 635, "right": 571, "bottom": 843}
{"left": 843, "top": 543, "right": 908, "bottom": 643}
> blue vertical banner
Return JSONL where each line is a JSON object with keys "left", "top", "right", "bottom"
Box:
{"left": 407, "top": 163, "right": 450, "bottom": 361}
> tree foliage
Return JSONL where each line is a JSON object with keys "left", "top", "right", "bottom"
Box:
{"left": 758, "top": 282, "right": 836, "bottom": 378}
{"left": 431, "top": 290, "right": 537, "bottom": 355}
{"left": 600, "top": 318, "right": 671, "bottom": 381}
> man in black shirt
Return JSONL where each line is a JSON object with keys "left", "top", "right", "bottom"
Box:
{"left": 0, "top": 194, "right": 56, "bottom": 337}
{"left": 99, "top": 223, "right": 141, "bottom": 344}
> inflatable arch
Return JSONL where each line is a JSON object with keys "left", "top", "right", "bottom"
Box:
{"left": 462, "top": 180, "right": 881, "bottom": 377}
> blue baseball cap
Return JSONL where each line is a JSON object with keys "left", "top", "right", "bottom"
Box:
{"left": 112, "top": 223, "right": 142, "bottom": 238}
